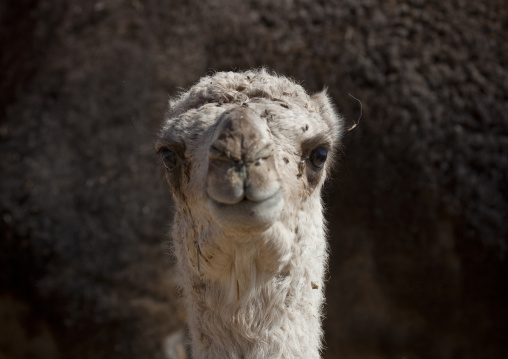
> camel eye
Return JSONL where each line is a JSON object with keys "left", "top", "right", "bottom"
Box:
{"left": 309, "top": 147, "right": 328, "bottom": 170}
{"left": 161, "top": 149, "right": 178, "bottom": 171}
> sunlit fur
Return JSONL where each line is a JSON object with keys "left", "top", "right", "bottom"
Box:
{"left": 157, "top": 69, "right": 343, "bottom": 359}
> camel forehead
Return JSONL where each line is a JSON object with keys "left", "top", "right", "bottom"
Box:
{"left": 159, "top": 69, "right": 340, "bottom": 152}
{"left": 250, "top": 100, "right": 330, "bottom": 134}
{"left": 162, "top": 100, "right": 331, "bottom": 153}
{"left": 164, "top": 106, "right": 224, "bottom": 139}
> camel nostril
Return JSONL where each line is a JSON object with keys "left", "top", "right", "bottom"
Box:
{"left": 250, "top": 142, "right": 273, "bottom": 163}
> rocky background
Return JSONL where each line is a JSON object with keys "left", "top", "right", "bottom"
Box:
{"left": 1, "top": 0, "right": 507, "bottom": 358}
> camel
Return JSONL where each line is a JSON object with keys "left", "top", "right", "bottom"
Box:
{"left": 156, "top": 69, "right": 343, "bottom": 359}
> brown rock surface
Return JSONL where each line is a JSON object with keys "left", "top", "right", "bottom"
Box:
{"left": 1, "top": 1, "right": 507, "bottom": 358}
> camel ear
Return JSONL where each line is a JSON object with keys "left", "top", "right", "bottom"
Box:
{"left": 311, "top": 89, "right": 343, "bottom": 142}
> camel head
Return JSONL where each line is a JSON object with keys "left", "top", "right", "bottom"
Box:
{"left": 156, "top": 69, "right": 342, "bottom": 281}
{"left": 156, "top": 69, "right": 343, "bottom": 358}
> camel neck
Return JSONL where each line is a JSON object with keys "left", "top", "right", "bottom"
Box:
{"left": 173, "top": 218, "right": 327, "bottom": 359}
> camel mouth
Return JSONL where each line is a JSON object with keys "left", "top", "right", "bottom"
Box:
{"left": 207, "top": 192, "right": 284, "bottom": 232}
{"left": 209, "top": 193, "right": 280, "bottom": 208}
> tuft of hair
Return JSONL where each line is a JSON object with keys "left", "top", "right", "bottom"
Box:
{"left": 168, "top": 68, "right": 315, "bottom": 118}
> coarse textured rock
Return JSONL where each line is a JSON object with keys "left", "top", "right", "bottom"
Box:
{"left": 1, "top": 0, "right": 506, "bottom": 358}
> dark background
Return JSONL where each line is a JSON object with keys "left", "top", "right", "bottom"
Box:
{"left": 1, "top": 1, "right": 507, "bottom": 358}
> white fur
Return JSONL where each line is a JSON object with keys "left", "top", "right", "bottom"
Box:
{"left": 157, "top": 69, "right": 343, "bottom": 358}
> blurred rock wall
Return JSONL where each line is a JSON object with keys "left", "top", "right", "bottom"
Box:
{"left": 1, "top": 1, "right": 507, "bottom": 358}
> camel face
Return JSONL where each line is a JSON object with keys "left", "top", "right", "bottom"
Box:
{"left": 157, "top": 92, "right": 337, "bottom": 237}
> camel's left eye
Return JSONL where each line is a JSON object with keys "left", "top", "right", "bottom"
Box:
{"left": 309, "top": 147, "right": 328, "bottom": 170}
{"left": 161, "top": 149, "right": 178, "bottom": 171}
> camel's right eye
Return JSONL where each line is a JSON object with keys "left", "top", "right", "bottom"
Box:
{"left": 161, "top": 149, "right": 178, "bottom": 171}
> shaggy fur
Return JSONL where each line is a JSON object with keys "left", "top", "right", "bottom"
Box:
{"left": 157, "top": 69, "right": 343, "bottom": 359}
